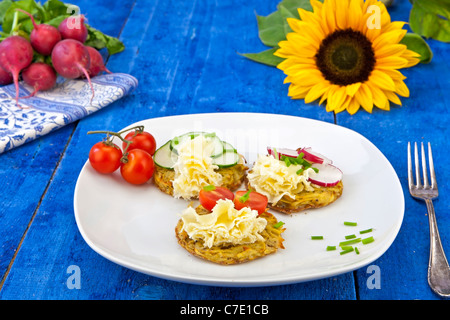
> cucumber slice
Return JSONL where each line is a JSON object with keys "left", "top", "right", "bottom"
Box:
{"left": 170, "top": 131, "right": 202, "bottom": 152}
{"left": 212, "top": 150, "right": 240, "bottom": 168}
{"left": 222, "top": 141, "right": 237, "bottom": 153}
{"left": 153, "top": 140, "right": 178, "bottom": 169}
{"left": 170, "top": 132, "right": 224, "bottom": 157}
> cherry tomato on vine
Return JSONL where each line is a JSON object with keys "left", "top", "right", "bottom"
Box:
{"left": 199, "top": 186, "right": 234, "bottom": 211}
{"left": 233, "top": 190, "right": 268, "bottom": 215}
{"left": 89, "top": 141, "right": 123, "bottom": 174}
{"left": 120, "top": 149, "right": 155, "bottom": 185}
{"left": 122, "top": 130, "right": 157, "bottom": 156}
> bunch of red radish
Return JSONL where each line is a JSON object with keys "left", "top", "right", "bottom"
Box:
{"left": 0, "top": 9, "right": 111, "bottom": 106}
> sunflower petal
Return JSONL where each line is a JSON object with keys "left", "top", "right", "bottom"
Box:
{"left": 372, "top": 29, "right": 407, "bottom": 51}
{"left": 335, "top": 95, "right": 353, "bottom": 114}
{"left": 384, "top": 90, "right": 402, "bottom": 105}
{"left": 394, "top": 80, "right": 410, "bottom": 97}
{"left": 327, "top": 86, "right": 347, "bottom": 112}
{"left": 288, "top": 84, "right": 310, "bottom": 97}
{"left": 355, "top": 83, "right": 374, "bottom": 113}
{"left": 369, "top": 69, "right": 396, "bottom": 91}
{"left": 348, "top": 0, "right": 364, "bottom": 31}
{"left": 368, "top": 83, "right": 388, "bottom": 109}
{"left": 335, "top": 0, "right": 349, "bottom": 30}
{"left": 376, "top": 56, "right": 408, "bottom": 69}
{"left": 305, "top": 80, "right": 330, "bottom": 103}
{"left": 347, "top": 97, "right": 361, "bottom": 115}
{"left": 346, "top": 82, "right": 362, "bottom": 97}
{"left": 375, "top": 44, "right": 407, "bottom": 59}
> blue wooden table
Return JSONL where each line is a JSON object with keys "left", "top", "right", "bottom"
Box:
{"left": 0, "top": 0, "right": 449, "bottom": 301}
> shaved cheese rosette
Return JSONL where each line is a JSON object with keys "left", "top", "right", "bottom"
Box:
{"left": 180, "top": 199, "right": 267, "bottom": 248}
{"left": 172, "top": 135, "right": 223, "bottom": 199}
{"left": 246, "top": 154, "right": 317, "bottom": 205}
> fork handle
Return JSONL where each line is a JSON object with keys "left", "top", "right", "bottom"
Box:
{"left": 426, "top": 199, "right": 450, "bottom": 298}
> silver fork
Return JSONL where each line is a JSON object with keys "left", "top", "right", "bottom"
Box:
{"left": 408, "top": 142, "right": 450, "bottom": 298}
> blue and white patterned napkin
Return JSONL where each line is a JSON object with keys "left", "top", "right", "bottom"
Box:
{"left": 0, "top": 73, "right": 138, "bottom": 153}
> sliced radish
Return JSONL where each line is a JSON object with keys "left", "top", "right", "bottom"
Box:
{"left": 308, "top": 163, "right": 342, "bottom": 187}
{"left": 297, "top": 147, "right": 333, "bottom": 165}
{"left": 267, "top": 147, "right": 298, "bottom": 159}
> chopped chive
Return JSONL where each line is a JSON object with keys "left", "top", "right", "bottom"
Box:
{"left": 362, "top": 236, "right": 374, "bottom": 245}
{"left": 298, "top": 152, "right": 304, "bottom": 159}
{"left": 203, "top": 185, "right": 215, "bottom": 191}
{"left": 355, "top": 247, "right": 360, "bottom": 255}
{"left": 359, "top": 228, "right": 373, "bottom": 234}
{"left": 345, "top": 234, "right": 356, "bottom": 240}
{"left": 326, "top": 246, "right": 336, "bottom": 251}
{"left": 273, "top": 221, "right": 285, "bottom": 229}
{"left": 296, "top": 168, "right": 304, "bottom": 175}
{"left": 311, "top": 167, "right": 319, "bottom": 173}
{"left": 340, "top": 245, "right": 353, "bottom": 251}
{"left": 339, "top": 238, "right": 361, "bottom": 246}
{"left": 239, "top": 190, "right": 251, "bottom": 203}
{"left": 311, "top": 236, "right": 324, "bottom": 240}
{"left": 340, "top": 247, "right": 354, "bottom": 255}
{"left": 344, "top": 221, "right": 357, "bottom": 226}
{"left": 204, "top": 132, "right": 216, "bottom": 138}
{"left": 283, "top": 156, "right": 291, "bottom": 167}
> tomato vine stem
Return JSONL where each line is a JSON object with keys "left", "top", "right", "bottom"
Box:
{"left": 87, "top": 125, "right": 146, "bottom": 163}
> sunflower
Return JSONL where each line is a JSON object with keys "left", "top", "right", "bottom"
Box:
{"left": 274, "top": 0, "right": 420, "bottom": 114}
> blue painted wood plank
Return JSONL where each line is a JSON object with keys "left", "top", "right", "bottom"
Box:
{"left": 334, "top": 1, "right": 450, "bottom": 299}
{"left": 0, "top": 124, "right": 75, "bottom": 278}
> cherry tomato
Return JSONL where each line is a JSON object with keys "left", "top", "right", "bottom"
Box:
{"left": 123, "top": 131, "right": 157, "bottom": 155}
{"left": 89, "top": 141, "right": 122, "bottom": 174}
{"left": 199, "top": 186, "right": 235, "bottom": 211}
{"left": 233, "top": 190, "right": 268, "bottom": 215}
{"left": 120, "top": 149, "right": 155, "bottom": 185}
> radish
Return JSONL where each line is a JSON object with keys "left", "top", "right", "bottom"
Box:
{"left": 21, "top": 62, "right": 57, "bottom": 98}
{"left": 267, "top": 147, "right": 298, "bottom": 159}
{"left": 85, "top": 46, "right": 112, "bottom": 76}
{"left": 51, "top": 39, "right": 94, "bottom": 101}
{"left": 308, "top": 163, "right": 343, "bottom": 187}
{"left": 0, "top": 36, "right": 34, "bottom": 105}
{"left": 297, "top": 147, "right": 333, "bottom": 165}
{"left": 16, "top": 9, "right": 61, "bottom": 56}
{"left": 0, "top": 66, "right": 13, "bottom": 85}
{"left": 58, "top": 15, "right": 88, "bottom": 43}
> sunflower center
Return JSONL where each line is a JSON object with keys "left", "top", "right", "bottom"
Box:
{"left": 315, "top": 28, "right": 375, "bottom": 86}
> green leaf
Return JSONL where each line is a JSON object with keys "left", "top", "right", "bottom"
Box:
{"left": 239, "top": 47, "right": 285, "bottom": 67}
{"left": 45, "top": 15, "right": 68, "bottom": 29}
{"left": 2, "top": 0, "right": 43, "bottom": 34}
{"left": 43, "top": 0, "right": 73, "bottom": 19}
{"left": 400, "top": 32, "right": 433, "bottom": 63}
{"left": 85, "top": 25, "right": 125, "bottom": 55}
{"left": 256, "top": 10, "right": 285, "bottom": 47}
{"left": 277, "top": 0, "right": 313, "bottom": 15}
{"left": 241, "top": 0, "right": 320, "bottom": 67}
{"left": 409, "top": 0, "right": 450, "bottom": 42}
{"left": 0, "top": 0, "right": 13, "bottom": 25}
{"left": 278, "top": 4, "right": 296, "bottom": 36}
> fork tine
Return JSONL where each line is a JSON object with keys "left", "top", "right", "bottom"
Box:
{"left": 407, "top": 142, "right": 414, "bottom": 187}
{"left": 428, "top": 142, "right": 437, "bottom": 189}
{"left": 414, "top": 142, "right": 421, "bottom": 187}
{"left": 421, "top": 142, "right": 429, "bottom": 188}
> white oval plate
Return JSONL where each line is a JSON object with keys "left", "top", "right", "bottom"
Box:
{"left": 74, "top": 113, "right": 404, "bottom": 287}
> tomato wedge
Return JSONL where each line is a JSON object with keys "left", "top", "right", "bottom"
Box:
{"left": 199, "top": 186, "right": 234, "bottom": 211}
{"left": 233, "top": 190, "right": 268, "bottom": 215}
